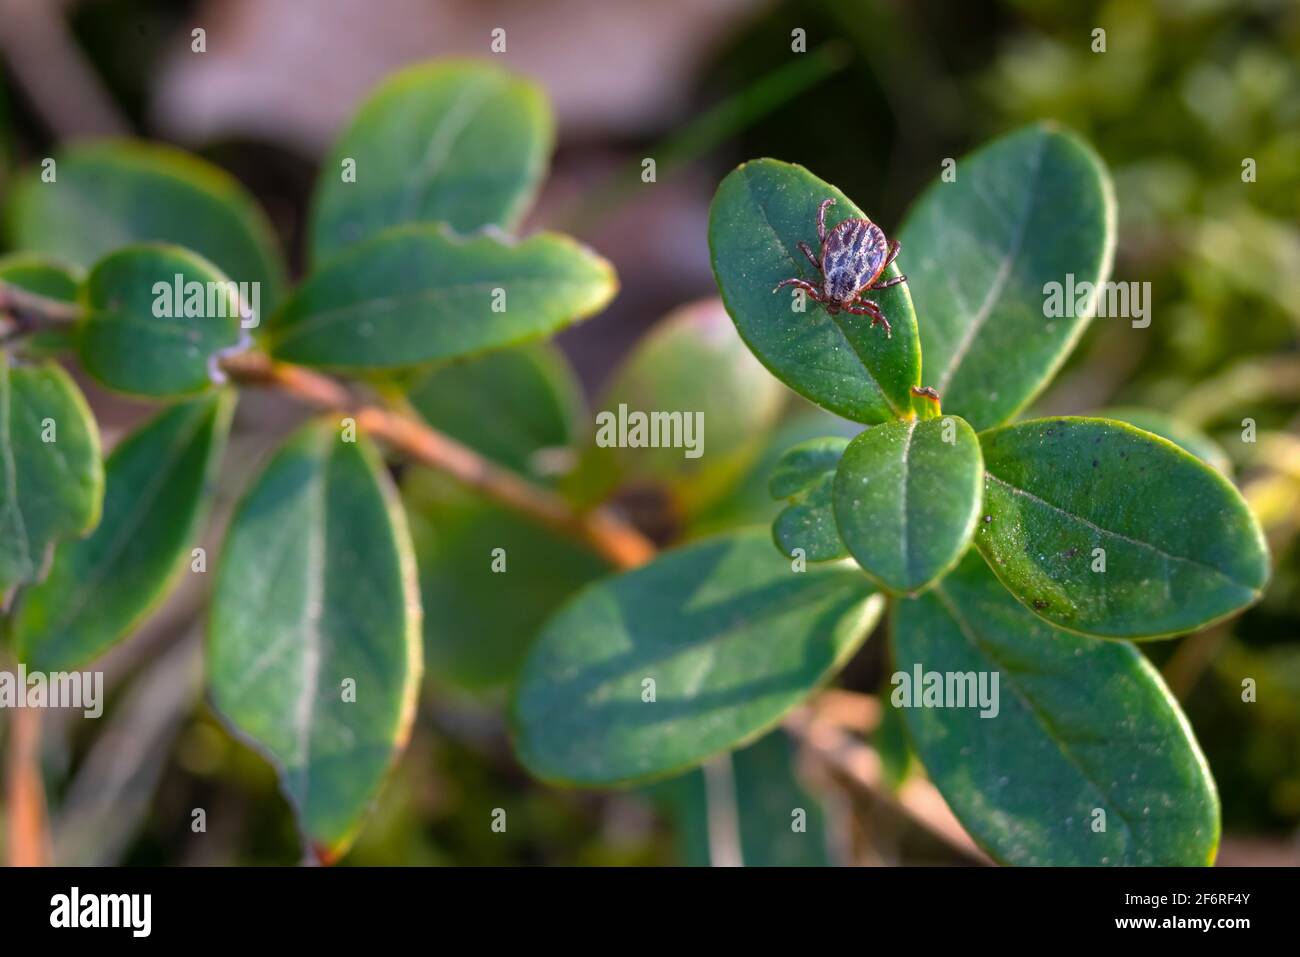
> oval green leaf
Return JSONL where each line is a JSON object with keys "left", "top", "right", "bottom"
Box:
{"left": 0, "top": 253, "right": 80, "bottom": 302}
{"left": 769, "top": 436, "right": 849, "bottom": 562}
{"left": 708, "top": 159, "right": 920, "bottom": 424}
{"left": 511, "top": 528, "right": 883, "bottom": 786}
{"left": 893, "top": 551, "right": 1220, "bottom": 865}
{"left": 310, "top": 60, "right": 553, "bottom": 264}
{"left": 79, "top": 244, "right": 245, "bottom": 397}
{"left": 833, "top": 416, "right": 983, "bottom": 593}
{"left": 266, "top": 224, "right": 616, "bottom": 371}
{"left": 209, "top": 422, "right": 422, "bottom": 862}
{"left": 0, "top": 359, "right": 103, "bottom": 604}
{"left": 11, "top": 393, "right": 233, "bottom": 671}
{"left": 6, "top": 141, "right": 286, "bottom": 311}
{"left": 900, "top": 124, "right": 1115, "bottom": 430}
{"left": 976, "top": 417, "right": 1269, "bottom": 638}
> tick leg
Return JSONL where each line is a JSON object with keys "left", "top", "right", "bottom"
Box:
{"left": 772, "top": 277, "right": 823, "bottom": 303}
{"left": 843, "top": 298, "right": 892, "bottom": 338}
{"left": 869, "top": 273, "right": 908, "bottom": 290}
{"left": 816, "top": 198, "right": 836, "bottom": 244}
{"left": 797, "top": 241, "right": 820, "bottom": 271}
{"left": 883, "top": 239, "right": 901, "bottom": 270}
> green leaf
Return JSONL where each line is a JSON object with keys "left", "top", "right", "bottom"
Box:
{"left": 569, "top": 299, "right": 786, "bottom": 517}
{"left": 11, "top": 394, "right": 232, "bottom": 671}
{"left": 0, "top": 359, "right": 103, "bottom": 603}
{"left": 708, "top": 159, "right": 920, "bottom": 424}
{"left": 266, "top": 224, "right": 616, "bottom": 371}
{"left": 769, "top": 436, "right": 849, "bottom": 562}
{"left": 0, "top": 254, "right": 80, "bottom": 302}
{"left": 512, "top": 528, "right": 883, "bottom": 786}
{"left": 655, "top": 730, "right": 831, "bottom": 866}
{"left": 833, "top": 416, "right": 983, "bottom": 593}
{"left": 310, "top": 61, "right": 553, "bottom": 264}
{"left": 893, "top": 551, "right": 1220, "bottom": 865}
{"left": 1099, "top": 406, "right": 1233, "bottom": 476}
{"left": 404, "top": 472, "right": 607, "bottom": 690}
{"left": 6, "top": 141, "right": 286, "bottom": 311}
{"left": 79, "top": 244, "right": 244, "bottom": 397}
{"left": 976, "top": 417, "right": 1269, "bottom": 638}
{"left": 209, "top": 422, "right": 422, "bottom": 861}
{"left": 405, "top": 342, "right": 581, "bottom": 480}
{"left": 900, "top": 124, "right": 1115, "bottom": 430}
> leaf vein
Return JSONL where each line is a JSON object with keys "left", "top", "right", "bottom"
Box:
{"left": 984, "top": 472, "right": 1254, "bottom": 591}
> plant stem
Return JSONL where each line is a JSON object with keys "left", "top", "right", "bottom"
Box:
{"left": 4, "top": 706, "right": 51, "bottom": 866}
{"left": 218, "top": 352, "right": 656, "bottom": 569}
{"left": 0, "top": 282, "right": 82, "bottom": 340}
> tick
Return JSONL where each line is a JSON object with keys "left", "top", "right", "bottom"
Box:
{"left": 772, "top": 198, "right": 906, "bottom": 337}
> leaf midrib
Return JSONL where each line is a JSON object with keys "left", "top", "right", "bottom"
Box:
{"left": 932, "top": 134, "right": 1047, "bottom": 397}
{"left": 897, "top": 420, "right": 918, "bottom": 584}
{"left": 274, "top": 275, "right": 598, "bottom": 348}
{"left": 290, "top": 440, "right": 330, "bottom": 809}
{"left": 396, "top": 73, "right": 507, "bottom": 221}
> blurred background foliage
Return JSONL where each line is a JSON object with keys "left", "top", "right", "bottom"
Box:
{"left": 0, "top": 0, "right": 1296, "bottom": 865}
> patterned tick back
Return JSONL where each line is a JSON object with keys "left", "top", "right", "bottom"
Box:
{"left": 822, "top": 219, "right": 890, "bottom": 303}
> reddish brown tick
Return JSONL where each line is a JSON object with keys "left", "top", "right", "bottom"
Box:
{"left": 772, "top": 198, "right": 906, "bottom": 337}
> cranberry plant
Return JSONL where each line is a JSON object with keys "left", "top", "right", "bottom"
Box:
{"left": 0, "top": 57, "right": 1268, "bottom": 866}
{"left": 513, "top": 126, "right": 1270, "bottom": 865}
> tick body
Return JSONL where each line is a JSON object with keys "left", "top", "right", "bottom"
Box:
{"left": 773, "top": 198, "right": 906, "bottom": 337}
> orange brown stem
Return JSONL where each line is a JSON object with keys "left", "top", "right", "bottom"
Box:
{"left": 4, "top": 707, "right": 51, "bottom": 866}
